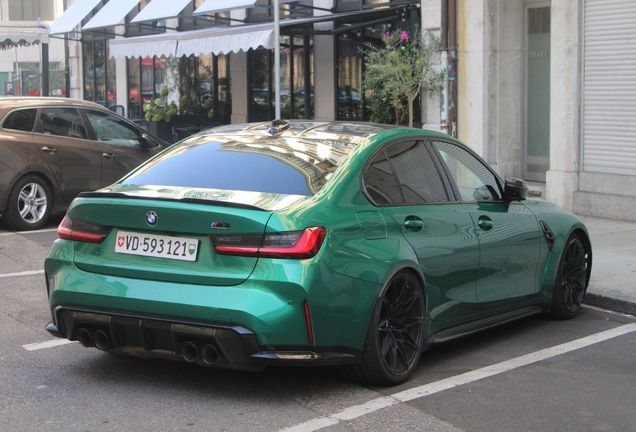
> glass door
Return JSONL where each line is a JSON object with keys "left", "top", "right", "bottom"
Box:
{"left": 524, "top": 3, "right": 551, "bottom": 182}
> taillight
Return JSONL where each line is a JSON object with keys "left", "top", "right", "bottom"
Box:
{"left": 57, "top": 215, "right": 111, "bottom": 244}
{"left": 212, "top": 227, "right": 326, "bottom": 259}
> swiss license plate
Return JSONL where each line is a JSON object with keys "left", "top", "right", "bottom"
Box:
{"left": 114, "top": 231, "right": 199, "bottom": 262}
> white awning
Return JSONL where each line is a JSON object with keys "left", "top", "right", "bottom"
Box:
{"left": 176, "top": 23, "right": 274, "bottom": 56}
{"left": 131, "top": 0, "right": 191, "bottom": 23}
{"left": 110, "top": 22, "right": 276, "bottom": 58}
{"left": 109, "top": 31, "right": 178, "bottom": 58}
{"left": 82, "top": 0, "right": 143, "bottom": 31}
{"left": 194, "top": 0, "right": 297, "bottom": 15}
{"left": 49, "top": 0, "right": 101, "bottom": 34}
{"left": 0, "top": 28, "right": 49, "bottom": 49}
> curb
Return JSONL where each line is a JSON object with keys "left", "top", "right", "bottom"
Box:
{"left": 584, "top": 293, "right": 636, "bottom": 316}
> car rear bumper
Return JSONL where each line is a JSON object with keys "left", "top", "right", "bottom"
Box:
{"left": 46, "top": 307, "right": 359, "bottom": 369}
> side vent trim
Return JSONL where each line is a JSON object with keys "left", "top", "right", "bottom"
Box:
{"left": 539, "top": 220, "right": 555, "bottom": 251}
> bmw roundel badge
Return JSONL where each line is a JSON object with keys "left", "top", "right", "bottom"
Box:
{"left": 146, "top": 211, "right": 158, "bottom": 225}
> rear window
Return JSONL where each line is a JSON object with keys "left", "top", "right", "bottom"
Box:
{"left": 2, "top": 108, "right": 37, "bottom": 132}
{"left": 122, "top": 137, "right": 335, "bottom": 196}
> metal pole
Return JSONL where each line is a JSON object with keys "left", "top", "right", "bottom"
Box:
{"left": 447, "top": 0, "right": 458, "bottom": 138}
{"left": 63, "top": 0, "right": 70, "bottom": 97}
{"left": 274, "top": 0, "right": 281, "bottom": 119}
{"left": 42, "top": 43, "right": 50, "bottom": 97}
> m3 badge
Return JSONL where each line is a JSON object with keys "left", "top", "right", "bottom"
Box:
{"left": 210, "top": 222, "right": 230, "bottom": 229}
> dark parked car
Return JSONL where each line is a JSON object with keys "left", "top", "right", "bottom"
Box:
{"left": 0, "top": 97, "right": 166, "bottom": 230}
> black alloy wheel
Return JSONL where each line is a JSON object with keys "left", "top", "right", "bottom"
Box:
{"left": 551, "top": 233, "right": 590, "bottom": 319}
{"left": 338, "top": 271, "right": 425, "bottom": 385}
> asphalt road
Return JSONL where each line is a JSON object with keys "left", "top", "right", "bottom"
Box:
{"left": 1, "top": 223, "right": 635, "bottom": 432}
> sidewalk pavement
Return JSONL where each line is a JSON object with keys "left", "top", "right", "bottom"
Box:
{"left": 579, "top": 216, "right": 636, "bottom": 316}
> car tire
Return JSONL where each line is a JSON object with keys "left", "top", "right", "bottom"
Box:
{"left": 338, "top": 270, "right": 425, "bottom": 385}
{"left": 550, "top": 233, "right": 590, "bottom": 319}
{"left": 3, "top": 175, "right": 52, "bottom": 231}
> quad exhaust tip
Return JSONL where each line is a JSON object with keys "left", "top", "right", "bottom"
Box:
{"left": 77, "top": 328, "right": 94, "bottom": 348}
{"left": 201, "top": 344, "right": 220, "bottom": 365}
{"left": 180, "top": 341, "right": 221, "bottom": 365}
{"left": 77, "top": 331, "right": 221, "bottom": 365}
{"left": 93, "top": 330, "right": 110, "bottom": 350}
{"left": 77, "top": 328, "right": 111, "bottom": 350}
{"left": 180, "top": 341, "right": 201, "bottom": 362}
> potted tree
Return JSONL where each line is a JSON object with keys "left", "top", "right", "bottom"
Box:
{"left": 363, "top": 28, "right": 445, "bottom": 127}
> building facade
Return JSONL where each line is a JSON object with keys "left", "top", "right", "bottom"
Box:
{"left": 21, "top": 0, "right": 636, "bottom": 221}
{"left": 452, "top": 0, "right": 636, "bottom": 221}
{"left": 0, "top": 0, "right": 66, "bottom": 97}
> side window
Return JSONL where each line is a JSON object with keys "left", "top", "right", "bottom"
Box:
{"left": 362, "top": 141, "right": 449, "bottom": 205}
{"left": 386, "top": 141, "right": 449, "bottom": 204}
{"left": 363, "top": 149, "right": 403, "bottom": 205}
{"left": 84, "top": 110, "right": 142, "bottom": 147}
{"left": 39, "top": 108, "right": 88, "bottom": 139}
{"left": 2, "top": 109, "right": 37, "bottom": 132}
{"left": 432, "top": 141, "right": 502, "bottom": 202}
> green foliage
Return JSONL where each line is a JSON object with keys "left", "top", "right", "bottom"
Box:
{"left": 143, "top": 55, "right": 214, "bottom": 122}
{"left": 369, "top": 89, "right": 397, "bottom": 124}
{"left": 363, "top": 28, "right": 445, "bottom": 127}
{"left": 143, "top": 87, "right": 178, "bottom": 122}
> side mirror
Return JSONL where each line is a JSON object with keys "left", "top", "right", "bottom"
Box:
{"left": 140, "top": 134, "right": 158, "bottom": 149}
{"left": 504, "top": 178, "right": 528, "bottom": 201}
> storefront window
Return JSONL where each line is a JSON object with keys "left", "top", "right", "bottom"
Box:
{"left": 84, "top": 43, "right": 95, "bottom": 101}
{"left": 216, "top": 55, "right": 231, "bottom": 124}
{"left": 154, "top": 57, "right": 167, "bottom": 99}
{"left": 83, "top": 39, "right": 116, "bottom": 108}
{"left": 128, "top": 56, "right": 166, "bottom": 120}
{"left": 248, "top": 36, "right": 313, "bottom": 122}
{"left": 128, "top": 57, "right": 142, "bottom": 119}
{"left": 128, "top": 54, "right": 230, "bottom": 124}
{"left": 141, "top": 56, "right": 157, "bottom": 103}
{"left": 94, "top": 40, "right": 106, "bottom": 103}
{"left": 337, "top": 36, "right": 364, "bottom": 120}
{"left": 249, "top": 49, "right": 272, "bottom": 122}
{"left": 291, "top": 36, "right": 314, "bottom": 119}
{"left": 107, "top": 55, "right": 116, "bottom": 105}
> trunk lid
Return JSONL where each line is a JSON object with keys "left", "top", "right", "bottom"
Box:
{"left": 67, "top": 185, "right": 308, "bottom": 286}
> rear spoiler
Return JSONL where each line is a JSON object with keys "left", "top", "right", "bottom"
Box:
{"left": 76, "top": 191, "right": 272, "bottom": 213}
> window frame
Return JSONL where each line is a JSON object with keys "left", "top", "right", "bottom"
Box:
{"left": 360, "top": 138, "right": 454, "bottom": 207}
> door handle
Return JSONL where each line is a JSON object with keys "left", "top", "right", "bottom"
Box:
{"left": 477, "top": 216, "right": 494, "bottom": 231}
{"left": 102, "top": 153, "right": 115, "bottom": 160}
{"left": 41, "top": 146, "right": 57, "bottom": 154}
{"left": 404, "top": 216, "right": 425, "bottom": 232}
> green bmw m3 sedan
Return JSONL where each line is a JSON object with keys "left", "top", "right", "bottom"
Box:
{"left": 44, "top": 121, "right": 592, "bottom": 385}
